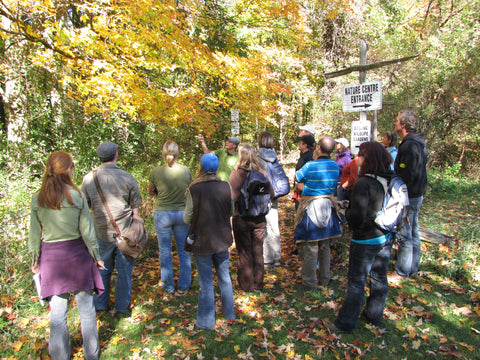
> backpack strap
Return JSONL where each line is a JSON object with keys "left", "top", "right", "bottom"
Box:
{"left": 364, "top": 174, "right": 388, "bottom": 196}
{"left": 93, "top": 169, "right": 122, "bottom": 238}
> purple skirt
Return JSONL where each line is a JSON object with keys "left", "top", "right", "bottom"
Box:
{"left": 38, "top": 238, "right": 104, "bottom": 299}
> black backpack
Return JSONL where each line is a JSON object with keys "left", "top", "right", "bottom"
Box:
{"left": 238, "top": 170, "right": 271, "bottom": 217}
{"left": 266, "top": 159, "right": 290, "bottom": 198}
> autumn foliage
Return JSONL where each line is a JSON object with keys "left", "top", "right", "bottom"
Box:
{"left": 0, "top": 0, "right": 351, "bottom": 134}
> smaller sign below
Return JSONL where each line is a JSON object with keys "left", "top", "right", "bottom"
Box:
{"left": 231, "top": 109, "right": 240, "bottom": 135}
{"left": 343, "top": 81, "right": 382, "bottom": 112}
{"left": 350, "top": 120, "right": 371, "bottom": 155}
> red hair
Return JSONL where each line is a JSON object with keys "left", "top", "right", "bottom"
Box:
{"left": 37, "top": 151, "right": 80, "bottom": 209}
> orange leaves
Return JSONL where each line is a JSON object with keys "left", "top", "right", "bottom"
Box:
{"left": 5, "top": 0, "right": 321, "bottom": 130}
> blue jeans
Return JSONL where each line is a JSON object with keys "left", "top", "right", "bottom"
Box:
{"left": 94, "top": 239, "right": 133, "bottom": 313}
{"left": 154, "top": 210, "right": 191, "bottom": 292}
{"left": 194, "top": 250, "right": 235, "bottom": 329}
{"left": 395, "top": 196, "right": 423, "bottom": 277}
{"left": 335, "top": 236, "right": 394, "bottom": 331}
{"left": 50, "top": 291, "right": 99, "bottom": 360}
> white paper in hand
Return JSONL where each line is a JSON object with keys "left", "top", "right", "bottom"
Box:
{"left": 32, "top": 273, "right": 46, "bottom": 306}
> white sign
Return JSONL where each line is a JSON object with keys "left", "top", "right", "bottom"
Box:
{"left": 350, "top": 120, "right": 371, "bottom": 155}
{"left": 231, "top": 109, "right": 240, "bottom": 135}
{"left": 343, "top": 81, "right": 382, "bottom": 112}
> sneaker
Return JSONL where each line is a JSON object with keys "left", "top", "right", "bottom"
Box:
{"left": 388, "top": 272, "right": 407, "bottom": 283}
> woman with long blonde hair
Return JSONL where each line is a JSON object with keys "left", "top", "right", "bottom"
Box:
{"left": 29, "top": 151, "right": 104, "bottom": 360}
{"left": 148, "top": 140, "right": 192, "bottom": 294}
{"left": 229, "top": 144, "right": 273, "bottom": 292}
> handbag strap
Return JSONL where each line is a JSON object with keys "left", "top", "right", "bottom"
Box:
{"left": 93, "top": 169, "right": 121, "bottom": 237}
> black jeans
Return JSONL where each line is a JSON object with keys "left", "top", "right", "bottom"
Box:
{"left": 335, "top": 236, "right": 394, "bottom": 331}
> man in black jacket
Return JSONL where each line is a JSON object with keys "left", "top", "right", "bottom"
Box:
{"left": 391, "top": 110, "right": 428, "bottom": 280}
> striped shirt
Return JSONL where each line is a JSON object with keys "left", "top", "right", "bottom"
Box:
{"left": 295, "top": 157, "right": 339, "bottom": 196}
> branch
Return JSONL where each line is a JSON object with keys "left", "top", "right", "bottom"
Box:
{"left": 0, "top": 25, "right": 79, "bottom": 60}
{"left": 324, "top": 55, "right": 420, "bottom": 79}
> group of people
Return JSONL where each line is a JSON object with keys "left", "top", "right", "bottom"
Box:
{"left": 28, "top": 109, "right": 427, "bottom": 358}
{"left": 285, "top": 111, "right": 427, "bottom": 333}
{"left": 30, "top": 142, "right": 143, "bottom": 359}
{"left": 328, "top": 109, "right": 428, "bottom": 333}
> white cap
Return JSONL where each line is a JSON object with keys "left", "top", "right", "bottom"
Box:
{"left": 299, "top": 124, "right": 315, "bottom": 136}
{"left": 335, "top": 137, "right": 349, "bottom": 148}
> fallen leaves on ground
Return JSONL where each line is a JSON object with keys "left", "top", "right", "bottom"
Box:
{"left": 2, "top": 195, "right": 480, "bottom": 359}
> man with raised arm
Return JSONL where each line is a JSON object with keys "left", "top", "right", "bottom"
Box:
{"left": 198, "top": 134, "right": 240, "bottom": 182}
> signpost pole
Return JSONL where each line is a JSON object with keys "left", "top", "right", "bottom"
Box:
{"left": 341, "top": 40, "right": 383, "bottom": 152}
{"left": 359, "top": 40, "right": 367, "bottom": 123}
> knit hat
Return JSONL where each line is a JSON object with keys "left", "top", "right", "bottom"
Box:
{"left": 201, "top": 153, "right": 219, "bottom": 174}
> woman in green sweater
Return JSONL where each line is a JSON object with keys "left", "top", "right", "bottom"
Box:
{"left": 148, "top": 140, "right": 192, "bottom": 294}
{"left": 29, "top": 151, "right": 104, "bottom": 360}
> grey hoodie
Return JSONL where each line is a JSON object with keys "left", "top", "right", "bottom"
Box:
{"left": 257, "top": 147, "right": 278, "bottom": 171}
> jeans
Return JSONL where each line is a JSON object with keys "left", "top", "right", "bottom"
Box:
{"left": 298, "top": 240, "right": 331, "bottom": 289}
{"left": 335, "top": 237, "right": 394, "bottom": 331}
{"left": 337, "top": 184, "right": 346, "bottom": 201}
{"left": 50, "top": 291, "right": 99, "bottom": 360}
{"left": 263, "top": 199, "right": 281, "bottom": 265}
{"left": 194, "top": 250, "right": 235, "bottom": 329}
{"left": 154, "top": 210, "right": 191, "bottom": 292}
{"left": 395, "top": 196, "right": 423, "bottom": 277}
{"left": 94, "top": 238, "right": 133, "bottom": 313}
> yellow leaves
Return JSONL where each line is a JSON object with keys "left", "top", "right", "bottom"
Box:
{"left": 459, "top": 342, "right": 475, "bottom": 351}
{"left": 412, "top": 340, "right": 421, "bottom": 350}
{"left": 406, "top": 325, "right": 417, "bottom": 339}
{"left": 439, "top": 244, "right": 449, "bottom": 253}
{"left": 3, "top": 0, "right": 322, "bottom": 129}
{"left": 32, "top": 318, "right": 50, "bottom": 330}
{"left": 111, "top": 335, "right": 127, "bottom": 346}
{"left": 163, "top": 326, "right": 176, "bottom": 335}
{"left": 154, "top": 343, "right": 166, "bottom": 356}
{"left": 13, "top": 340, "right": 24, "bottom": 352}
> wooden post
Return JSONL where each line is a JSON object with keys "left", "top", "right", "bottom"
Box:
{"left": 359, "top": 40, "right": 367, "bottom": 123}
